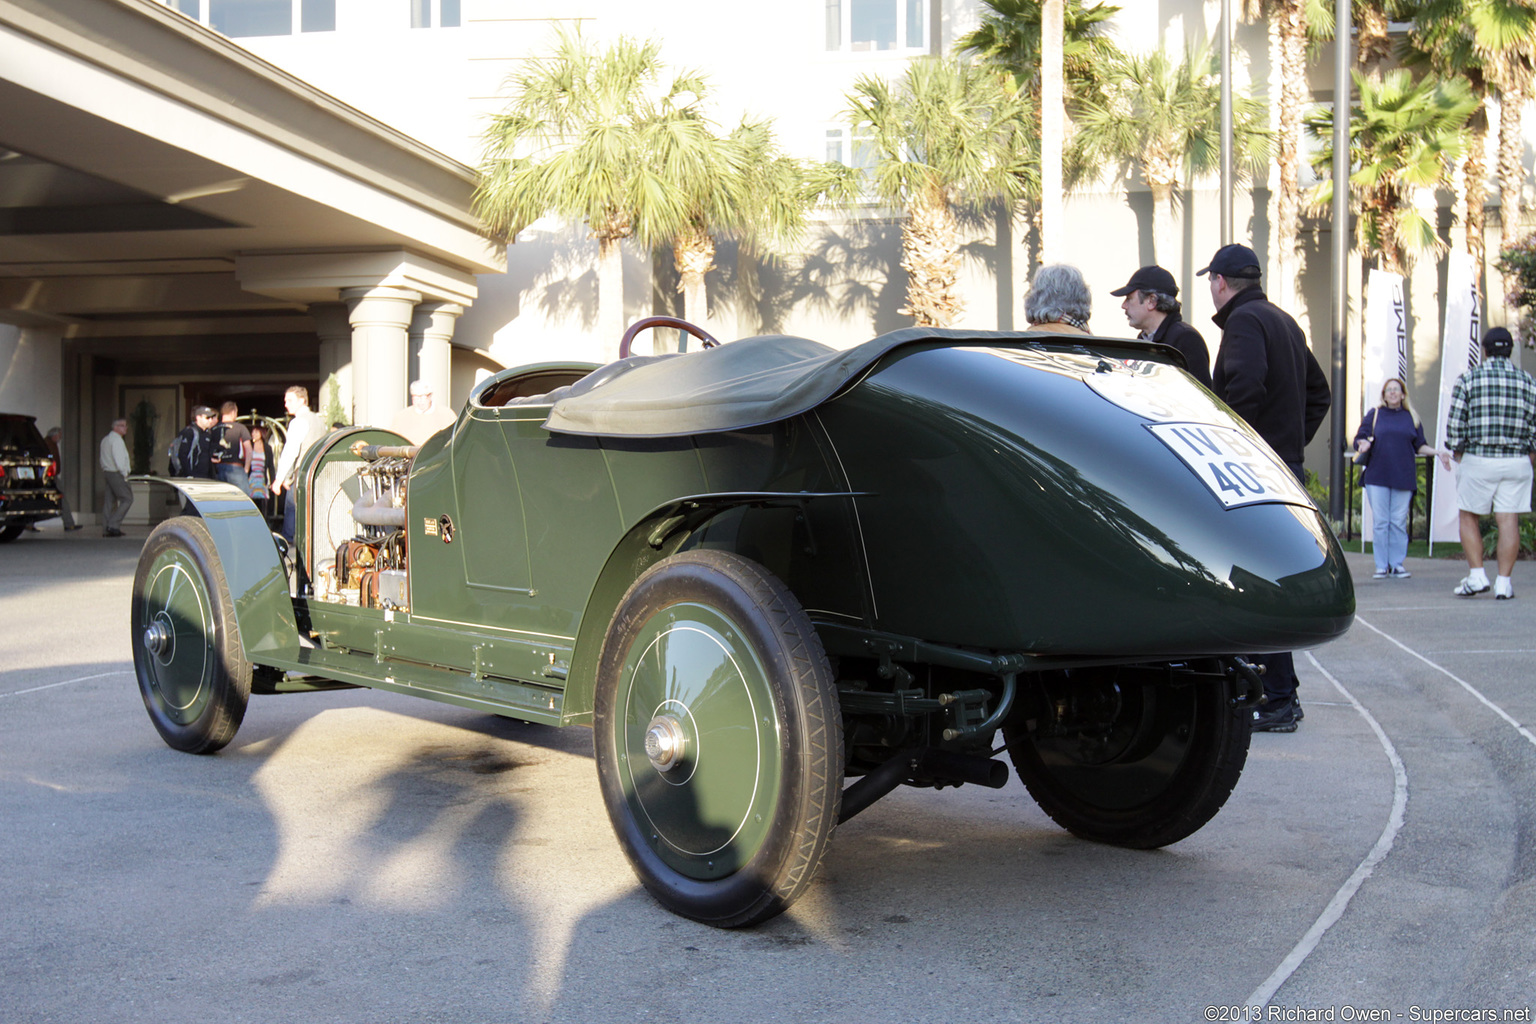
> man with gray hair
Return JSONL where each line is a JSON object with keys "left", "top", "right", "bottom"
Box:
{"left": 1024, "top": 264, "right": 1092, "bottom": 335}
{"left": 1110, "top": 265, "right": 1211, "bottom": 388}
{"left": 98, "top": 418, "right": 132, "bottom": 537}
{"left": 388, "top": 379, "right": 456, "bottom": 445}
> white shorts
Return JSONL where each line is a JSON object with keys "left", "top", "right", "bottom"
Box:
{"left": 1455, "top": 453, "right": 1534, "bottom": 514}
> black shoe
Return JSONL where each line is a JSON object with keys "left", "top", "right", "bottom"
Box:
{"left": 103, "top": 529, "right": 124, "bottom": 537}
{"left": 1253, "top": 697, "right": 1300, "bottom": 733}
{"left": 65, "top": 524, "right": 82, "bottom": 532}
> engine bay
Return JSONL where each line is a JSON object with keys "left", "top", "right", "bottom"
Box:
{"left": 310, "top": 443, "right": 413, "bottom": 611}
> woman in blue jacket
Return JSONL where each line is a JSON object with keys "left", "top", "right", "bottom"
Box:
{"left": 1353, "top": 378, "right": 1451, "bottom": 578}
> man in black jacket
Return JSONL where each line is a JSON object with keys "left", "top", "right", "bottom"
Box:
{"left": 1199, "top": 243, "right": 1330, "bottom": 734}
{"left": 169, "top": 406, "right": 217, "bottom": 479}
{"left": 1110, "top": 265, "right": 1212, "bottom": 388}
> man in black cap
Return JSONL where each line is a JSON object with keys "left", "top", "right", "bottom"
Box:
{"left": 1110, "top": 265, "right": 1211, "bottom": 388}
{"left": 1199, "top": 242, "right": 1330, "bottom": 733}
{"left": 1444, "top": 326, "right": 1536, "bottom": 600}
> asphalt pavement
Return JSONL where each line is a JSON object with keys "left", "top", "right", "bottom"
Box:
{"left": 2, "top": 520, "right": 1534, "bottom": 1023}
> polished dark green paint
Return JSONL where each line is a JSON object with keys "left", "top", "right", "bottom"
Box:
{"left": 178, "top": 334, "right": 1353, "bottom": 729}
{"left": 139, "top": 478, "right": 298, "bottom": 659}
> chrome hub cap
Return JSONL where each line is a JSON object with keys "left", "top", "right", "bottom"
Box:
{"left": 142, "top": 617, "right": 174, "bottom": 659}
{"left": 644, "top": 714, "right": 688, "bottom": 772}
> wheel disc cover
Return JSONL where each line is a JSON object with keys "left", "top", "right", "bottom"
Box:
{"left": 139, "top": 554, "right": 216, "bottom": 725}
{"left": 615, "top": 602, "right": 780, "bottom": 881}
{"left": 1032, "top": 683, "right": 1194, "bottom": 810}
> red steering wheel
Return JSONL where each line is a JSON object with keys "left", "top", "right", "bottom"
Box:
{"left": 618, "top": 317, "right": 721, "bottom": 359}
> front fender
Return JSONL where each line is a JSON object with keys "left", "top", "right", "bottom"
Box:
{"left": 134, "top": 478, "right": 300, "bottom": 660}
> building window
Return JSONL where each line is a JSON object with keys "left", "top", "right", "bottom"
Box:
{"left": 826, "top": 0, "right": 925, "bottom": 52}
{"left": 826, "top": 126, "right": 879, "bottom": 199}
{"left": 174, "top": 0, "right": 334, "bottom": 36}
{"left": 410, "top": 0, "right": 461, "bottom": 28}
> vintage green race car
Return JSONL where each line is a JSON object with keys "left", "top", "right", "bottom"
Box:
{"left": 130, "top": 320, "right": 1354, "bottom": 927}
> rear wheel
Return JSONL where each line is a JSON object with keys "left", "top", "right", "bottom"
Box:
{"left": 131, "top": 517, "right": 251, "bottom": 754}
{"left": 1005, "top": 666, "right": 1250, "bottom": 848}
{"left": 593, "top": 550, "right": 842, "bottom": 927}
{"left": 0, "top": 523, "right": 24, "bottom": 542}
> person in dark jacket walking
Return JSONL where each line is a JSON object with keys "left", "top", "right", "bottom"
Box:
{"left": 1200, "top": 243, "right": 1330, "bottom": 734}
{"left": 1110, "top": 265, "right": 1212, "bottom": 389}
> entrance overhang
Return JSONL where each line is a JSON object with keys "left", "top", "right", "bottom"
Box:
{"left": 0, "top": 0, "right": 503, "bottom": 334}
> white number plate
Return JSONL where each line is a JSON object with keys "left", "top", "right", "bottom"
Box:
{"left": 14, "top": 466, "right": 34, "bottom": 480}
{"left": 1147, "top": 422, "right": 1313, "bottom": 509}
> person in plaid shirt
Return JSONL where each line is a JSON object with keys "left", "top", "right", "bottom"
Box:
{"left": 1446, "top": 327, "right": 1536, "bottom": 599}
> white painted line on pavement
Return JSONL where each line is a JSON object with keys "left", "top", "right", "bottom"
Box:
{"left": 1357, "top": 616, "right": 1536, "bottom": 750}
{"left": 1245, "top": 652, "right": 1409, "bottom": 1009}
{"left": 0, "top": 669, "right": 131, "bottom": 698}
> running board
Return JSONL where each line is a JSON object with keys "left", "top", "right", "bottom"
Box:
{"left": 253, "top": 645, "right": 565, "bottom": 726}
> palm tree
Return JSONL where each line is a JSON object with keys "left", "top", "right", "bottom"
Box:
{"left": 1069, "top": 40, "right": 1270, "bottom": 265}
{"left": 1408, "top": 0, "right": 1536, "bottom": 284}
{"left": 1303, "top": 0, "right": 1415, "bottom": 77}
{"left": 954, "top": 0, "right": 1123, "bottom": 103}
{"left": 474, "top": 30, "right": 701, "bottom": 356}
{"left": 843, "top": 58, "right": 1031, "bottom": 327}
{"left": 1305, "top": 68, "right": 1477, "bottom": 275}
{"left": 667, "top": 119, "right": 818, "bottom": 331}
{"left": 956, "top": 0, "right": 1122, "bottom": 255}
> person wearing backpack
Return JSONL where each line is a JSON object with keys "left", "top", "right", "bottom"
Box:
{"left": 168, "top": 406, "right": 217, "bottom": 479}
{"left": 210, "top": 401, "right": 252, "bottom": 494}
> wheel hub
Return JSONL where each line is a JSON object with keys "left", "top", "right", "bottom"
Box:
{"left": 142, "top": 618, "right": 174, "bottom": 659}
{"left": 644, "top": 714, "right": 688, "bottom": 772}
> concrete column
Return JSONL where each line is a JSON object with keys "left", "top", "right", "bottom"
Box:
{"left": 309, "top": 302, "right": 353, "bottom": 425}
{"left": 408, "top": 302, "right": 463, "bottom": 407}
{"left": 343, "top": 286, "right": 420, "bottom": 428}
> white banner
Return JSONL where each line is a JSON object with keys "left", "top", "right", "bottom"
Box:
{"left": 1360, "top": 270, "right": 1408, "bottom": 545}
{"left": 1430, "top": 251, "right": 1482, "bottom": 548}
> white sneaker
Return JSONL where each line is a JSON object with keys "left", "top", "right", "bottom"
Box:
{"left": 1495, "top": 579, "right": 1515, "bottom": 600}
{"left": 1373, "top": 568, "right": 1388, "bottom": 579}
{"left": 1454, "top": 575, "right": 1490, "bottom": 597}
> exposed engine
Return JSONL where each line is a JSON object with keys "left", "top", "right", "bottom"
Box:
{"left": 312, "top": 443, "right": 413, "bottom": 611}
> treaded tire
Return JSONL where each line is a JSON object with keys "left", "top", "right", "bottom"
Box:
{"left": 131, "top": 517, "right": 252, "bottom": 754}
{"left": 1005, "top": 671, "right": 1250, "bottom": 849}
{"left": 593, "top": 549, "right": 842, "bottom": 927}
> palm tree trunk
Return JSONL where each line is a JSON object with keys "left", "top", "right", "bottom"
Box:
{"left": 899, "top": 192, "right": 963, "bottom": 328}
{"left": 1461, "top": 112, "right": 1489, "bottom": 281}
{"left": 598, "top": 232, "right": 626, "bottom": 362}
{"left": 1496, "top": 79, "right": 1527, "bottom": 258}
{"left": 674, "top": 231, "right": 715, "bottom": 335}
{"left": 1273, "top": 0, "right": 1307, "bottom": 310}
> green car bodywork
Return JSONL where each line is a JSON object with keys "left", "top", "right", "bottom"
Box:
{"left": 131, "top": 328, "right": 1354, "bottom": 927}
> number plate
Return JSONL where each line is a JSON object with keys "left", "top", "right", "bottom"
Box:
{"left": 1147, "top": 422, "right": 1313, "bottom": 509}
{"left": 14, "top": 466, "right": 34, "bottom": 480}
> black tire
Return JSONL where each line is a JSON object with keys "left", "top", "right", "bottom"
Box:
{"left": 1005, "top": 668, "right": 1250, "bottom": 848}
{"left": 593, "top": 549, "right": 842, "bottom": 927}
{"left": 0, "top": 523, "right": 24, "bottom": 543}
{"left": 131, "top": 517, "right": 252, "bottom": 754}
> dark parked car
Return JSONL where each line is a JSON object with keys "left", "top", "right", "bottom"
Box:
{"left": 0, "top": 413, "right": 61, "bottom": 541}
{"left": 130, "top": 321, "right": 1355, "bottom": 926}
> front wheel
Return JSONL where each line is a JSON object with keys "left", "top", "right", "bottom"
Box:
{"left": 1005, "top": 666, "right": 1250, "bottom": 848}
{"left": 0, "top": 523, "right": 24, "bottom": 543}
{"left": 131, "top": 517, "right": 252, "bottom": 754}
{"left": 593, "top": 550, "right": 842, "bottom": 927}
